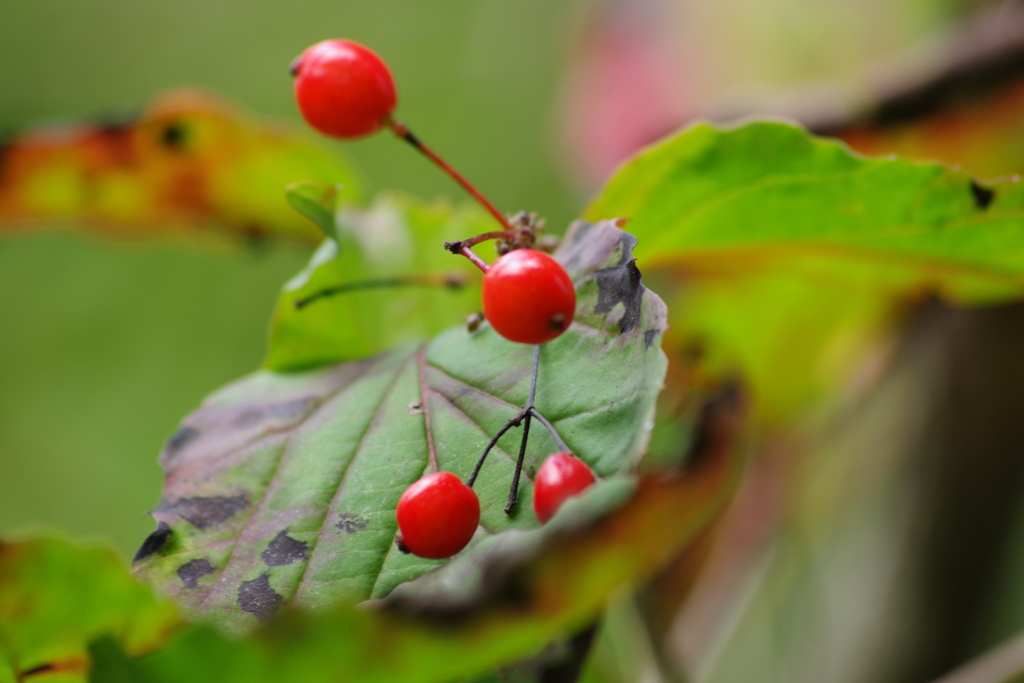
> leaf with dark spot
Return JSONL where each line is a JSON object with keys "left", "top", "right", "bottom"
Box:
{"left": 0, "top": 92, "right": 364, "bottom": 245}
{"left": 234, "top": 397, "right": 318, "bottom": 426}
{"left": 237, "top": 573, "right": 284, "bottom": 622}
{"left": 133, "top": 221, "right": 669, "bottom": 636}
{"left": 971, "top": 180, "right": 995, "bottom": 209}
{"left": 260, "top": 529, "right": 308, "bottom": 567}
{"left": 336, "top": 514, "right": 370, "bottom": 534}
{"left": 176, "top": 559, "right": 215, "bottom": 589}
{"left": 644, "top": 329, "right": 658, "bottom": 349}
{"left": 133, "top": 522, "right": 173, "bottom": 564}
{"left": 165, "top": 426, "right": 199, "bottom": 453}
{"left": 593, "top": 259, "right": 645, "bottom": 334}
{"left": 155, "top": 496, "right": 248, "bottom": 530}
{"left": 113, "top": 410, "right": 742, "bottom": 683}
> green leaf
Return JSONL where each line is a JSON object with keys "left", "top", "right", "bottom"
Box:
{"left": 0, "top": 537, "right": 179, "bottom": 683}
{"left": 585, "top": 121, "right": 1024, "bottom": 422}
{"left": 266, "top": 192, "right": 493, "bottom": 372}
{"left": 89, "top": 637, "right": 162, "bottom": 683}
{"left": 284, "top": 182, "right": 342, "bottom": 241}
{"left": 134, "top": 220, "right": 669, "bottom": 636}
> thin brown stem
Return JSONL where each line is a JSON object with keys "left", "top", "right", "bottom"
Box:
{"left": 387, "top": 119, "right": 513, "bottom": 232}
{"left": 466, "top": 347, "right": 546, "bottom": 506}
{"left": 505, "top": 412, "right": 532, "bottom": 513}
{"left": 527, "top": 407, "right": 570, "bottom": 454}
{"left": 466, "top": 409, "right": 528, "bottom": 488}
{"left": 444, "top": 230, "right": 515, "bottom": 253}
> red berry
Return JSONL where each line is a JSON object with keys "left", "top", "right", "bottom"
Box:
{"left": 533, "top": 452, "right": 596, "bottom": 524}
{"left": 481, "top": 249, "right": 575, "bottom": 345}
{"left": 396, "top": 471, "right": 480, "bottom": 559}
{"left": 291, "top": 39, "right": 397, "bottom": 139}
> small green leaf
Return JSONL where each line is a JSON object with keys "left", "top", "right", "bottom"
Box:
{"left": 266, "top": 192, "right": 493, "bottom": 371}
{"left": 0, "top": 537, "right": 179, "bottom": 683}
{"left": 284, "top": 182, "right": 342, "bottom": 241}
{"left": 135, "top": 220, "right": 669, "bottom": 636}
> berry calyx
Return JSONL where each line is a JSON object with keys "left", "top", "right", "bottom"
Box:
{"left": 396, "top": 471, "right": 480, "bottom": 559}
{"left": 533, "top": 452, "right": 596, "bottom": 524}
{"left": 481, "top": 249, "right": 575, "bottom": 345}
{"left": 291, "top": 39, "right": 397, "bottom": 139}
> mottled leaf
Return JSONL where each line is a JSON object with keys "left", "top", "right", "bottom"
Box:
{"left": 0, "top": 89, "right": 362, "bottom": 246}
{"left": 0, "top": 537, "right": 179, "bottom": 683}
{"left": 134, "top": 220, "right": 668, "bottom": 635}
{"left": 104, "top": 389, "right": 742, "bottom": 683}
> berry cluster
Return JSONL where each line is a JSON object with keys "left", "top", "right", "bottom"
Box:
{"left": 291, "top": 39, "right": 598, "bottom": 559}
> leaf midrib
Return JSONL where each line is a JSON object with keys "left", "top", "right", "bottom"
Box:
{"left": 291, "top": 349, "right": 421, "bottom": 603}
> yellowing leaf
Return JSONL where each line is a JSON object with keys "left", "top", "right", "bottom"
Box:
{"left": 0, "top": 89, "right": 361, "bottom": 246}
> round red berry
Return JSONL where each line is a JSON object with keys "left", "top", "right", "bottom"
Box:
{"left": 291, "top": 39, "right": 397, "bottom": 140}
{"left": 481, "top": 249, "right": 575, "bottom": 345}
{"left": 396, "top": 471, "right": 480, "bottom": 559}
{"left": 533, "top": 452, "right": 596, "bottom": 524}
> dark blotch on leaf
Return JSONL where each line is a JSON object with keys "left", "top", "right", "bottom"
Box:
{"left": 337, "top": 513, "right": 370, "bottom": 534}
{"left": 644, "top": 329, "right": 658, "bottom": 350}
{"left": 20, "top": 664, "right": 54, "bottom": 676}
{"left": 235, "top": 397, "right": 318, "bottom": 426}
{"left": 133, "top": 521, "right": 172, "bottom": 564}
{"left": 160, "top": 120, "right": 187, "bottom": 149}
{"left": 594, "top": 258, "right": 645, "bottom": 334}
{"left": 237, "top": 572, "right": 283, "bottom": 622}
{"left": 971, "top": 181, "right": 995, "bottom": 210}
{"left": 261, "top": 528, "right": 309, "bottom": 567}
{"left": 165, "top": 425, "right": 200, "bottom": 452}
{"left": 156, "top": 495, "right": 247, "bottom": 530}
{"left": 177, "top": 558, "right": 215, "bottom": 589}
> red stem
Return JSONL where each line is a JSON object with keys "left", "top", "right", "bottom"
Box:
{"left": 455, "top": 245, "right": 491, "bottom": 273}
{"left": 387, "top": 120, "right": 513, "bottom": 233}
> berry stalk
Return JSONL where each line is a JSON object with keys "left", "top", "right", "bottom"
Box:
{"left": 504, "top": 344, "right": 542, "bottom": 512}
{"left": 466, "top": 345, "right": 542, "bottom": 489}
{"left": 505, "top": 413, "right": 532, "bottom": 513}
{"left": 387, "top": 120, "right": 514, "bottom": 233}
{"left": 466, "top": 345, "right": 573, "bottom": 516}
{"left": 526, "top": 407, "right": 570, "bottom": 453}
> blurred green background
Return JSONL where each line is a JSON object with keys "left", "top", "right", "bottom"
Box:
{"left": 0, "top": 0, "right": 584, "bottom": 558}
